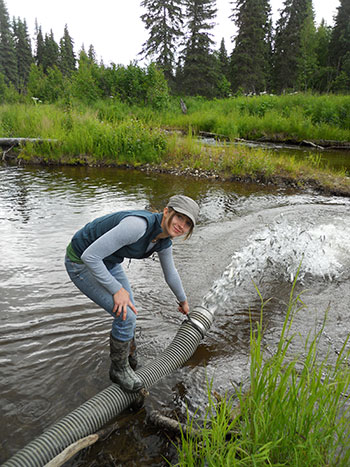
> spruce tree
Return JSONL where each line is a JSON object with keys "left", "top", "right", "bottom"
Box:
{"left": 311, "top": 20, "right": 334, "bottom": 92}
{"left": 218, "top": 37, "right": 229, "bottom": 79}
{"left": 13, "top": 17, "right": 32, "bottom": 92}
{"left": 34, "top": 25, "right": 59, "bottom": 74}
{"left": 329, "top": 0, "right": 350, "bottom": 74}
{"left": 59, "top": 24, "right": 76, "bottom": 76}
{"left": 180, "top": 0, "right": 219, "bottom": 97}
{"left": 34, "top": 22, "right": 45, "bottom": 68}
{"left": 140, "top": 0, "right": 183, "bottom": 81}
{"left": 43, "top": 30, "right": 59, "bottom": 72}
{"left": 315, "top": 19, "right": 331, "bottom": 68}
{"left": 273, "top": 0, "right": 316, "bottom": 92}
{"left": 88, "top": 44, "right": 97, "bottom": 64}
{"left": 0, "top": 0, "right": 17, "bottom": 86}
{"left": 230, "top": 0, "right": 272, "bottom": 94}
{"left": 297, "top": 1, "right": 317, "bottom": 90}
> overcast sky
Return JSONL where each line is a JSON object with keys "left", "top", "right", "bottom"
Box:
{"left": 7, "top": 0, "right": 340, "bottom": 66}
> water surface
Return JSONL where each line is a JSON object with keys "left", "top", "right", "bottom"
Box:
{"left": 1, "top": 164, "right": 350, "bottom": 465}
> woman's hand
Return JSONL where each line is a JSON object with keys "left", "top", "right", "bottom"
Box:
{"left": 178, "top": 300, "right": 189, "bottom": 315}
{"left": 113, "top": 288, "right": 138, "bottom": 321}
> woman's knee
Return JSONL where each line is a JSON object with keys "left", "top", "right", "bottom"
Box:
{"left": 111, "top": 307, "right": 136, "bottom": 340}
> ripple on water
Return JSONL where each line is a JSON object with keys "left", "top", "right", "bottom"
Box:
{"left": 1, "top": 165, "right": 350, "bottom": 464}
{"left": 204, "top": 205, "right": 350, "bottom": 311}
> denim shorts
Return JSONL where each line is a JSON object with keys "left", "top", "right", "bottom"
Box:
{"left": 64, "top": 255, "right": 137, "bottom": 341}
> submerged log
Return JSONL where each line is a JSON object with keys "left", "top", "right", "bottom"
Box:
{"left": 148, "top": 409, "right": 200, "bottom": 437}
{"left": 44, "top": 434, "right": 99, "bottom": 467}
{"left": 44, "top": 422, "right": 119, "bottom": 467}
{"left": 2, "top": 144, "right": 16, "bottom": 161}
{"left": 43, "top": 389, "right": 148, "bottom": 466}
{"left": 256, "top": 136, "right": 350, "bottom": 150}
{"left": 198, "top": 131, "right": 230, "bottom": 141}
{"left": 301, "top": 140, "right": 325, "bottom": 150}
{"left": 148, "top": 407, "right": 240, "bottom": 442}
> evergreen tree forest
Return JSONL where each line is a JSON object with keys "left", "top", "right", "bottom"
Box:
{"left": 0, "top": 0, "right": 349, "bottom": 106}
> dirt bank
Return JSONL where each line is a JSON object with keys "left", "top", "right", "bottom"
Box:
{"left": 137, "top": 163, "right": 350, "bottom": 198}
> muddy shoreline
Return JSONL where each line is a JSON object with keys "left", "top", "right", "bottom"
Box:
{"left": 2, "top": 151, "right": 350, "bottom": 198}
{"left": 137, "top": 163, "right": 350, "bottom": 198}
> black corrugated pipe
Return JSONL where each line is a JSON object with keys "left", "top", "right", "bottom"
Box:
{"left": 4, "top": 305, "right": 214, "bottom": 467}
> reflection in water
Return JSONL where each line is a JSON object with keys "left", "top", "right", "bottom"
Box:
{"left": 1, "top": 164, "right": 350, "bottom": 465}
{"left": 203, "top": 136, "right": 350, "bottom": 175}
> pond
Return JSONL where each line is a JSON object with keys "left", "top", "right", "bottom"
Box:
{"left": 1, "top": 163, "right": 350, "bottom": 465}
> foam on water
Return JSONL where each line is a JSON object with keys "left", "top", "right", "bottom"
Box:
{"left": 204, "top": 212, "right": 350, "bottom": 307}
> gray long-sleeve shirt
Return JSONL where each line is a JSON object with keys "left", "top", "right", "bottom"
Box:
{"left": 80, "top": 216, "right": 186, "bottom": 302}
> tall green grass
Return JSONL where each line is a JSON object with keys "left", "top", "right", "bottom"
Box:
{"left": 0, "top": 103, "right": 167, "bottom": 164}
{"left": 2, "top": 94, "right": 350, "bottom": 147}
{"left": 162, "top": 94, "right": 350, "bottom": 142}
{"left": 0, "top": 99, "right": 349, "bottom": 190}
{"left": 173, "top": 282, "right": 350, "bottom": 466}
{"left": 164, "top": 131, "right": 348, "bottom": 182}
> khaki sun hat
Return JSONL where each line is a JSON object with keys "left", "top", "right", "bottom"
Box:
{"left": 167, "top": 195, "right": 199, "bottom": 226}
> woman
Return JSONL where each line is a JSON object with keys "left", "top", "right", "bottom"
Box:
{"left": 65, "top": 195, "right": 199, "bottom": 393}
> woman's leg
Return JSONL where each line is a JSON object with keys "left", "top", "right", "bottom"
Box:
{"left": 108, "top": 262, "right": 137, "bottom": 341}
{"left": 65, "top": 256, "right": 143, "bottom": 392}
{"left": 64, "top": 257, "right": 136, "bottom": 341}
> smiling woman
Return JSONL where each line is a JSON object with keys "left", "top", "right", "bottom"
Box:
{"left": 158, "top": 195, "right": 198, "bottom": 240}
{"left": 64, "top": 194, "right": 200, "bottom": 393}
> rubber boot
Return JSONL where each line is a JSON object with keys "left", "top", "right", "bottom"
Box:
{"left": 129, "top": 336, "right": 138, "bottom": 370}
{"left": 109, "top": 333, "right": 144, "bottom": 393}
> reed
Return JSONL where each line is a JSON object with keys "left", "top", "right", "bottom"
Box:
{"left": 173, "top": 281, "right": 350, "bottom": 466}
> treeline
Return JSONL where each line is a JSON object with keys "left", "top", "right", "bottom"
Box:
{"left": 0, "top": 0, "right": 349, "bottom": 106}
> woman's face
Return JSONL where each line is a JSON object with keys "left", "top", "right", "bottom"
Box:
{"left": 162, "top": 208, "right": 192, "bottom": 238}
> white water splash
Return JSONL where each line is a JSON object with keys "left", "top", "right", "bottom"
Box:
{"left": 204, "top": 213, "right": 350, "bottom": 307}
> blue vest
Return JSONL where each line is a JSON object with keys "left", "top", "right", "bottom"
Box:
{"left": 71, "top": 210, "right": 172, "bottom": 266}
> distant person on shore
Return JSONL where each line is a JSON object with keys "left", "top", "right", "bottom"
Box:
{"left": 65, "top": 195, "right": 199, "bottom": 392}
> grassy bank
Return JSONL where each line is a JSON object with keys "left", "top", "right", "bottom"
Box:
{"left": 163, "top": 132, "right": 349, "bottom": 195}
{"left": 1, "top": 96, "right": 349, "bottom": 195}
{"left": 3, "top": 94, "right": 350, "bottom": 145}
{"left": 0, "top": 103, "right": 167, "bottom": 165}
{"left": 173, "top": 284, "right": 350, "bottom": 466}
{"left": 159, "top": 93, "right": 350, "bottom": 143}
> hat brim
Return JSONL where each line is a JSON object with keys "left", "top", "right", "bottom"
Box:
{"left": 171, "top": 207, "right": 196, "bottom": 226}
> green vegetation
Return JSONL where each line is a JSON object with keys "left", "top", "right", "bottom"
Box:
{"left": 2, "top": 0, "right": 348, "bottom": 192}
{"left": 160, "top": 93, "right": 350, "bottom": 142}
{"left": 140, "top": 0, "right": 183, "bottom": 83}
{"left": 1, "top": 0, "right": 350, "bottom": 100}
{"left": 0, "top": 103, "right": 167, "bottom": 165}
{"left": 2, "top": 94, "right": 350, "bottom": 144}
{"left": 172, "top": 283, "right": 350, "bottom": 466}
{"left": 1, "top": 94, "right": 349, "bottom": 195}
